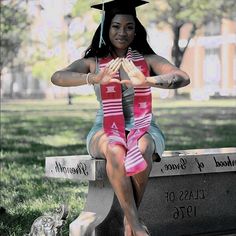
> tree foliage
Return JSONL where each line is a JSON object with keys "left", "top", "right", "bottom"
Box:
{"left": 31, "top": 56, "right": 66, "bottom": 81}
{"left": 71, "top": 0, "right": 235, "bottom": 69}
{"left": 0, "top": 0, "right": 30, "bottom": 72}
{"left": 71, "top": 0, "right": 101, "bottom": 48}
{"left": 72, "top": 1, "right": 91, "bottom": 17}
{"left": 145, "top": 0, "right": 236, "bottom": 67}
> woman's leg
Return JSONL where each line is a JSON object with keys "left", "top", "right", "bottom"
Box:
{"left": 124, "top": 133, "right": 155, "bottom": 235}
{"left": 132, "top": 133, "right": 155, "bottom": 207}
{"left": 89, "top": 130, "right": 149, "bottom": 236}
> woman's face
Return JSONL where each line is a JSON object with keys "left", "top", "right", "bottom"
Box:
{"left": 109, "top": 14, "right": 135, "bottom": 51}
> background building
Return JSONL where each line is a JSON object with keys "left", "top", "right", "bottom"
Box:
{"left": 1, "top": 1, "right": 235, "bottom": 100}
{"left": 181, "top": 19, "right": 236, "bottom": 100}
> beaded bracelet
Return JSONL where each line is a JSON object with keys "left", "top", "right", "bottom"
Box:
{"left": 86, "top": 73, "right": 92, "bottom": 85}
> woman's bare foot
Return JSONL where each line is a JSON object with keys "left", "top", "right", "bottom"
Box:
{"left": 139, "top": 219, "right": 150, "bottom": 235}
{"left": 124, "top": 217, "right": 133, "bottom": 236}
{"left": 134, "top": 220, "right": 150, "bottom": 236}
{"left": 134, "top": 229, "right": 150, "bottom": 236}
{"left": 124, "top": 217, "right": 150, "bottom": 236}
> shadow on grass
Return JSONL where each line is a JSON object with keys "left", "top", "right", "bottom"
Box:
{"left": 1, "top": 109, "right": 91, "bottom": 235}
{"left": 0, "top": 168, "right": 88, "bottom": 235}
{"left": 0, "top": 207, "right": 44, "bottom": 236}
{"left": 154, "top": 106, "right": 236, "bottom": 150}
{"left": 1, "top": 101, "right": 236, "bottom": 235}
{"left": 0, "top": 204, "right": 85, "bottom": 236}
{"left": 2, "top": 141, "right": 87, "bottom": 165}
{"left": 1, "top": 113, "right": 93, "bottom": 164}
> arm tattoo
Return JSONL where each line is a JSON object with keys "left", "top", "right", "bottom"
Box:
{"left": 154, "top": 74, "right": 183, "bottom": 89}
{"left": 167, "top": 75, "right": 183, "bottom": 89}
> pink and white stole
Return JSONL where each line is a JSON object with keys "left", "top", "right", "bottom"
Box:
{"left": 100, "top": 49, "right": 152, "bottom": 176}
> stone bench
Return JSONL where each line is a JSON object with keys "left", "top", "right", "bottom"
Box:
{"left": 45, "top": 148, "right": 236, "bottom": 236}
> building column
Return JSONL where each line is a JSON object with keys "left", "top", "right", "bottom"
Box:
{"left": 220, "top": 19, "right": 236, "bottom": 95}
{"left": 191, "top": 39, "right": 206, "bottom": 100}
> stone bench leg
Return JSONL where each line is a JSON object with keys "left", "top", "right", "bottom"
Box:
{"left": 70, "top": 179, "right": 124, "bottom": 236}
{"left": 69, "top": 211, "right": 96, "bottom": 236}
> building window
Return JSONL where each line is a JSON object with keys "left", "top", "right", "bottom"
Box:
{"left": 203, "top": 48, "right": 221, "bottom": 96}
{"left": 205, "top": 21, "right": 221, "bottom": 36}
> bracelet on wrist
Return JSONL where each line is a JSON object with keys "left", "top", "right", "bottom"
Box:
{"left": 86, "top": 73, "right": 93, "bottom": 85}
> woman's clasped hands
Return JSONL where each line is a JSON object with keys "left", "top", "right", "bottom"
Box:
{"left": 93, "top": 57, "right": 147, "bottom": 86}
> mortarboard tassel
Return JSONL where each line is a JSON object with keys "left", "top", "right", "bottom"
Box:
{"left": 99, "top": 0, "right": 106, "bottom": 48}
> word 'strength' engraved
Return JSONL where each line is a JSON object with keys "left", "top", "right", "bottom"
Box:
{"left": 54, "top": 161, "right": 89, "bottom": 176}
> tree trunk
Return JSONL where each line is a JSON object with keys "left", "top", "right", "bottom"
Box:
{"left": 171, "top": 24, "right": 183, "bottom": 69}
{"left": 171, "top": 24, "right": 182, "bottom": 96}
{"left": 171, "top": 23, "right": 197, "bottom": 96}
{"left": 0, "top": 70, "right": 2, "bottom": 99}
{"left": 9, "top": 63, "right": 16, "bottom": 99}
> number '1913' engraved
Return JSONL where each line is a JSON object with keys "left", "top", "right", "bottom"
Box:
{"left": 173, "top": 205, "right": 197, "bottom": 220}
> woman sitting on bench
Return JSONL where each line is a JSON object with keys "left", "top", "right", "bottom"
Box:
{"left": 51, "top": 0, "right": 190, "bottom": 235}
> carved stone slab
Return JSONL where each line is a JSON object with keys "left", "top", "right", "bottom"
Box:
{"left": 139, "top": 171, "right": 236, "bottom": 235}
{"left": 45, "top": 148, "right": 236, "bottom": 235}
{"left": 69, "top": 211, "right": 97, "bottom": 236}
{"left": 45, "top": 148, "right": 236, "bottom": 180}
{"left": 163, "top": 147, "right": 236, "bottom": 157}
{"left": 45, "top": 155, "right": 106, "bottom": 181}
{"left": 151, "top": 152, "right": 236, "bottom": 177}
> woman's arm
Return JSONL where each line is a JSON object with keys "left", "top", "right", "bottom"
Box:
{"left": 51, "top": 58, "right": 96, "bottom": 87}
{"left": 145, "top": 54, "right": 190, "bottom": 89}
{"left": 51, "top": 57, "right": 123, "bottom": 87}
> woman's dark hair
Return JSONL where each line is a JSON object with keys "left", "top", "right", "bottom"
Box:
{"left": 84, "top": 12, "right": 155, "bottom": 58}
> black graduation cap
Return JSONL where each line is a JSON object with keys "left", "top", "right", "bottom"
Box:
{"left": 91, "top": 0, "right": 148, "bottom": 16}
{"left": 91, "top": 0, "right": 149, "bottom": 48}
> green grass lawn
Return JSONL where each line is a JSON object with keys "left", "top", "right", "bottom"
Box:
{"left": 1, "top": 97, "right": 236, "bottom": 235}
